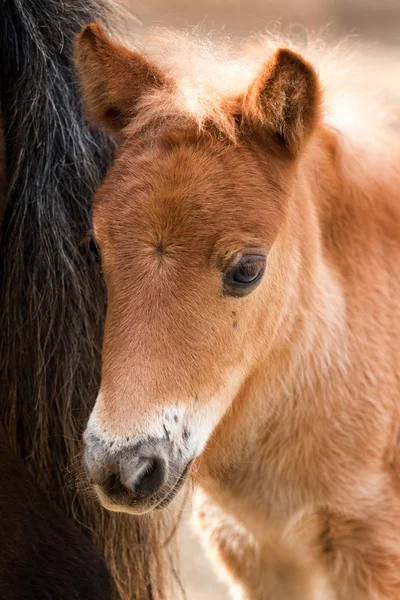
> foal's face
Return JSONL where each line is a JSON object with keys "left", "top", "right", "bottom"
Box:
{"left": 85, "top": 136, "right": 291, "bottom": 512}
{"left": 76, "top": 24, "right": 320, "bottom": 513}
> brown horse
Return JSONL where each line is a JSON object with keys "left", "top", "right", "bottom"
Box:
{"left": 76, "top": 23, "right": 400, "bottom": 599}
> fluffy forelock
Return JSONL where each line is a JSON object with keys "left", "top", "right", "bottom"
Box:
{"left": 120, "top": 27, "right": 398, "bottom": 144}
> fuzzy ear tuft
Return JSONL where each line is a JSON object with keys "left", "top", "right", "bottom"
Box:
{"left": 75, "top": 23, "right": 164, "bottom": 135}
{"left": 243, "top": 48, "right": 321, "bottom": 155}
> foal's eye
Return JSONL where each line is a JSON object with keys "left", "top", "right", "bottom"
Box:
{"left": 89, "top": 237, "right": 101, "bottom": 264}
{"left": 223, "top": 255, "right": 266, "bottom": 297}
{"left": 81, "top": 233, "right": 102, "bottom": 265}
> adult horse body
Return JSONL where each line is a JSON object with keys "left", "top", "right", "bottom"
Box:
{"left": 0, "top": 2, "right": 177, "bottom": 598}
{"left": 76, "top": 25, "right": 400, "bottom": 599}
{"left": 0, "top": 425, "right": 112, "bottom": 600}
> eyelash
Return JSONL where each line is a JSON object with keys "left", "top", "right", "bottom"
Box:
{"left": 223, "top": 254, "right": 266, "bottom": 297}
{"left": 88, "top": 237, "right": 101, "bottom": 263}
{"left": 80, "top": 233, "right": 102, "bottom": 265}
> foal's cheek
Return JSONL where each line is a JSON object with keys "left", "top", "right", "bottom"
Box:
{"left": 188, "top": 366, "right": 248, "bottom": 452}
{"left": 227, "top": 302, "right": 267, "bottom": 366}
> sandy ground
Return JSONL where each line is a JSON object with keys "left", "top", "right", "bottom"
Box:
{"left": 179, "top": 507, "right": 229, "bottom": 600}
{"left": 120, "top": 2, "right": 400, "bottom": 597}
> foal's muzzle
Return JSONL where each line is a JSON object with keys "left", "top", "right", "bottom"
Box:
{"left": 83, "top": 436, "right": 191, "bottom": 514}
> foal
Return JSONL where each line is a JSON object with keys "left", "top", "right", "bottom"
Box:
{"left": 76, "top": 24, "right": 400, "bottom": 599}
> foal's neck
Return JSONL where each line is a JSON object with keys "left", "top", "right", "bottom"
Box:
{"left": 255, "top": 128, "right": 349, "bottom": 407}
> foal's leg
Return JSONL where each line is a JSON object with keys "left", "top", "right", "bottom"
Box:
{"left": 193, "top": 491, "right": 334, "bottom": 600}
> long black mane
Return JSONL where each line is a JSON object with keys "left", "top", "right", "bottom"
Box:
{"left": 0, "top": 1, "right": 177, "bottom": 597}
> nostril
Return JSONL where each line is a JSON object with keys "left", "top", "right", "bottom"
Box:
{"left": 101, "top": 472, "right": 121, "bottom": 495}
{"left": 100, "top": 471, "right": 134, "bottom": 501}
{"left": 85, "top": 442, "right": 169, "bottom": 504}
{"left": 137, "top": 458, "right": 165, "bottom": 497}
{"left": 122, "top": 456, "right": 167, "bottom": 499}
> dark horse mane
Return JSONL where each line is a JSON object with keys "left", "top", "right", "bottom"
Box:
{"left": 0, "top": 1, "right": 179, "bottom": 598}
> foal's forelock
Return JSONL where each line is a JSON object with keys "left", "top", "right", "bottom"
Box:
{"left": 75, "top": 23, "right": 321, "bottom": 152}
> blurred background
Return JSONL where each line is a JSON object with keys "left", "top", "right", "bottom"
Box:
{"left": 120, "top": 0, "right": 400, "bottom": 116}
{"left": 119, "top": 0, "right": 399, "bottom": 597}
{"left": 124, "top": 0, "right": 399, "bottom": 42}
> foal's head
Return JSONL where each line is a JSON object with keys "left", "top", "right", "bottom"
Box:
{"left": 75, "top": 24, "right": 321, "bottom": 513}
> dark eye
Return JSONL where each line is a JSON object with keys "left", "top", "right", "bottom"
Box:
{"left": 223, "top": 254, "right": 266, "bottom": 297}
{"left": 89, "top": 237, "right": 101, "bottom": 264}
{"left": 80, "top": 233, "right": 101, "bottom": 265}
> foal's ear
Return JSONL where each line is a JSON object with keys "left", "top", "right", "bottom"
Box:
{"left": 75, "top": 23, "right": 164, "bottom": 135}
{"left": 243, "top": 48, "right": 321, "bottom": 155}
